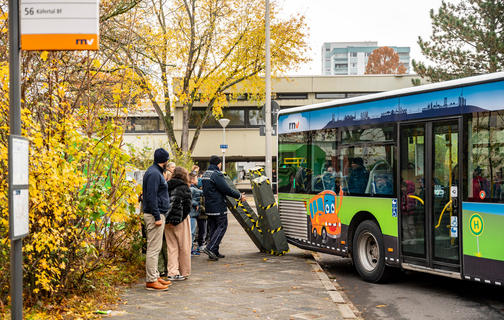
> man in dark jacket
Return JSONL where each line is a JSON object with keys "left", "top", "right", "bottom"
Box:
{"left": 347, "top": 157, "right": 369, "bottom": 195}
{"left": 202, "top": 155, "right": 245, "bottom": 260}
{"left": 142, "top": 148, "right": 172, "bottom": 291}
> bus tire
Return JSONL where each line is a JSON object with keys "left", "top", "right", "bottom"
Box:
{"left": 312, "top": 228, "right": 318, "bottom": 239}
{"left": 321, "top": 227, "right": 327, "bottom": 241}
{"left": 353, "top": 220, "right": 392, "bottom": 283}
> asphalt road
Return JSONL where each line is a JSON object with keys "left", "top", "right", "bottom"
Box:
{"left": 316, "top": 253, "right": 504, "bottom": 320}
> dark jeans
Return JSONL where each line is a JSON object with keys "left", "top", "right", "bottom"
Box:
{"left": 206, "top": 214, "right": 228, "bottom": 254}
{"left": 197, "top": 219, "right": 207, "bottom": 247}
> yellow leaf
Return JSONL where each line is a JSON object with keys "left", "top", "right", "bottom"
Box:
{"left": 41, "top": 51, "right": 49, "bottom": 61}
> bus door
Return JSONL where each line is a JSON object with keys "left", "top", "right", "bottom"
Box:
{"left": 399, "top": 119, "right": 461, "bottom": 275}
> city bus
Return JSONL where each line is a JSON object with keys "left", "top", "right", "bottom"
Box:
{"left": 277, "top": 71, "right": 504, "bottom": 285}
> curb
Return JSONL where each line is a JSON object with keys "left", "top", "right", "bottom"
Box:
{"left": 308, "top": 254, "right": 362, "bottom": 319}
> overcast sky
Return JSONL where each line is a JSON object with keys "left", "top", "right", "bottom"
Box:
{"left": 278, "top": 0, "right": 462, "bottom": 76}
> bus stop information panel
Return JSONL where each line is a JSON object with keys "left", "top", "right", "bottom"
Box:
{"left": 20, "top": 0, "right": 99, "bottom": 51}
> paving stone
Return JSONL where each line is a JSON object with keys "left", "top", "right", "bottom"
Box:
{"left": 113, "top": 213, "right": 348, "bottom": 319}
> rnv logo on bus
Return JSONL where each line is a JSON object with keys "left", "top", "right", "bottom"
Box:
{"left": 289, "top": 122, "right": 300, "bottom": 129}
{"left": 75, "top": 39, "right": 95, "bottom": 45}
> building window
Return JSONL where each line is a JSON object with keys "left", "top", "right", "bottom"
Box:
{"left": 275, "top": 93, "right": 308, "bottom": 100}
{"left": 189, "top": 107, "right": 287, "bottom": 128}
{"left": 350, "top": 52, "right": 357, "bottom": 58}
{"left": 335, "top": 53, "right": 346, "bottom": 58}
{"left": 398, "top": 52, "right": 409, "bottom": 57}
{"left": 116, "top": 117, "right": 161, "bottom": 132}
{"left": 347, "top": 93, "right": 372, "bottom": 98}
{"left": 134, "top": 118, "right": 159, "bottom": 131}
{"left": 326, "top": 48, "right": 330, "bottom": 51}
{"left": 316, "top": 93, "right": 346, "bottom": 99}
{"left": 189, "top": 110, "right": 217, "bottom": 128}
{"left": 335, "top": 64, "right": 348, "bottom": 68}
{"left": 365, "top": 52, "right": 371, "bottom": 57}
{"left": 248, "top": 109, "right": 265, "bottom": 126}
{"left": 351, "top": 63, "right": 357, "bottom": 68}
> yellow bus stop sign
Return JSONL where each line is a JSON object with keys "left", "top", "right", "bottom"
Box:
{"left": 469, "top": 213, "right": 484, "bottom": 237}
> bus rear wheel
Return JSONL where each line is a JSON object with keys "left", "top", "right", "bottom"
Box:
{"left": 353, "top": 220, "right": 392, "bottom": 283}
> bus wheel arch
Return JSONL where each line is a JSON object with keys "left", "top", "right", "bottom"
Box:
{"left": 348, "top": 212, "right": 393, "bottom": 283}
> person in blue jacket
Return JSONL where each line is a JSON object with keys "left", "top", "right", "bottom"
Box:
{"left": 201, "top": 155, "right": 245, "bottom": 260}
{"left": 189, "top": 172, "right": 203, "bottom": 256}
{"left": 142, "top": 148, "right": 172, "bottom": 291}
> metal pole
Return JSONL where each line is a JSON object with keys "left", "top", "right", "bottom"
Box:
{"left": 9, "top": 0, "right": 24, "bottom": 318}
{"left": 222, "top": 126, "right": 226, "bottom": 172}
{"left": 265, "top": 0, "right": 272, "bottom": 180}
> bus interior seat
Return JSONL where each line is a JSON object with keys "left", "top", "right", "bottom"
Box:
{"left": 365, "top": 160, "right": 392, "bottom": 194}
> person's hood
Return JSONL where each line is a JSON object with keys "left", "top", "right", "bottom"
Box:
{"left": 168, "top": 178, "right": 188, "bottom": 189}
{"left": 406, "top": 180, "right": 415, "bottom": 194}
{"left": 208, "top": 164, "right": 220, "bottom": 171}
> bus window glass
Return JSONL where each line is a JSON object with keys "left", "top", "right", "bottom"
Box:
{"left": 310, "top": 129, "right": 339, "bottom": 193}
{"left": 278, "top": 131, "right": 311, "bottom": 194}
{"left": 341, "top": 125, "right": 394, "bottom": 144}
{"left": 340, "top": 144, "right": 395, "bottom": 196}
{"left": 466, "top": 111, "right": 504, "bottom": 202}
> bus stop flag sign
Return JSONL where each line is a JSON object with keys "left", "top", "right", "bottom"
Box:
{"left": 20, "top": 0, "right": 99, "bottom": 51}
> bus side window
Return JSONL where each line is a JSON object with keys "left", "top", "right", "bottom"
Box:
{"left": 317, "top": 198, "right": 323, "bottom": 214}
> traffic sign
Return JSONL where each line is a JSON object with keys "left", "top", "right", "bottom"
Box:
{"left": 220, "top": 144, "right": 228, "bottom": 149}
{"left": 259, "top": 125, "right": 277, "bottom": 136}
{"left": 221, "top": 149, "right": 226, "bottom": 153}
{"left": 261, "top": 101, "right": 280, "bottom": 125}
{"left": 21, "top": 0, "right": 99, "bottom": 51}
{"left": 469, "top": 213, "right": 484, "bottom": 236}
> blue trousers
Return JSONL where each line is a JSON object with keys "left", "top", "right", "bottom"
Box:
{"left": 190, "top": 217, "right": 197, "bottom": 249}
{"left": 206, "top": 214, "right": 228, "bottom": 254}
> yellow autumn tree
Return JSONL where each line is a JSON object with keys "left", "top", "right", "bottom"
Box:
{"left": 0, "top": 1, "right": 148, "bottom": 314}
{"left": 108, "top": 0, "right": 310, "bottom": 154}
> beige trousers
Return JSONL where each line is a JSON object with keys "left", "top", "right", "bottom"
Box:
{"left": 165, "top": 216, "right": 192, "bottom": 277}
{"left": 144, "top": 213, "right": 166, "bottom": 283}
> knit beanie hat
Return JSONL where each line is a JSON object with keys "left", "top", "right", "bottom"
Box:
{"left": 353, "top": 157, "right": 364, "bottom": 166}
{"left": 154, "top": 148, "right": 169, "bottom": 164}
{"left": 209, "top": 155, "right": 222, "bottom": 165}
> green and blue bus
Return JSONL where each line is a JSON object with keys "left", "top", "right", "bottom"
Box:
{"left": 277, "top": 71, "right": 504, "bottom": 285}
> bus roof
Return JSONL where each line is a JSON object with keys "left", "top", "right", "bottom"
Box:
{"left": 278, "top": 71, "right": 504, "bottom": 116}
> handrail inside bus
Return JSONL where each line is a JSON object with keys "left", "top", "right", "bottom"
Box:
{"left": 435, "top": 200, "right": 453, "bottom": 229}
{"left": 408, "top": 195, "right": 424, "bottom": 205}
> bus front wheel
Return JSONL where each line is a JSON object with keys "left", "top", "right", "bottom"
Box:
{"left": 352, "top": 220, "right": 392, "bottom": 283}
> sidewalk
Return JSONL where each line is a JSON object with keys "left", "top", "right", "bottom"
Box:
{"left": 112, "top": 205, "right": 358, "bottom": 319}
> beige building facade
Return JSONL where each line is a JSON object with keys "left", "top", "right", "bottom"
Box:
{"left": 123, "top": 74, "right": 423, "bottom": 164}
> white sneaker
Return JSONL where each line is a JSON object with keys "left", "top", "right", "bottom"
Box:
{"left": 167, "top": 275, "right": 186, "bottom": 281}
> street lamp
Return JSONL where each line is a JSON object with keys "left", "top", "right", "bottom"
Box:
{"left": 218, "top": 118, "right": 230, "bottom": 172}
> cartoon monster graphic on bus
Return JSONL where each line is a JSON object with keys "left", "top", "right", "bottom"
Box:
{"left": 309, "top": 190, "right": 343, "bottom": 242}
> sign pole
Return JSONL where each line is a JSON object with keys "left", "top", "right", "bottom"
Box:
{"left": 265, "top": 0, "right": 272, "bottom": 180}
{"left": 9, "top": 0, "right": 24, "bottom": 318}
{"left": 223, "top": 125, "right": 226, "bottom": 172}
